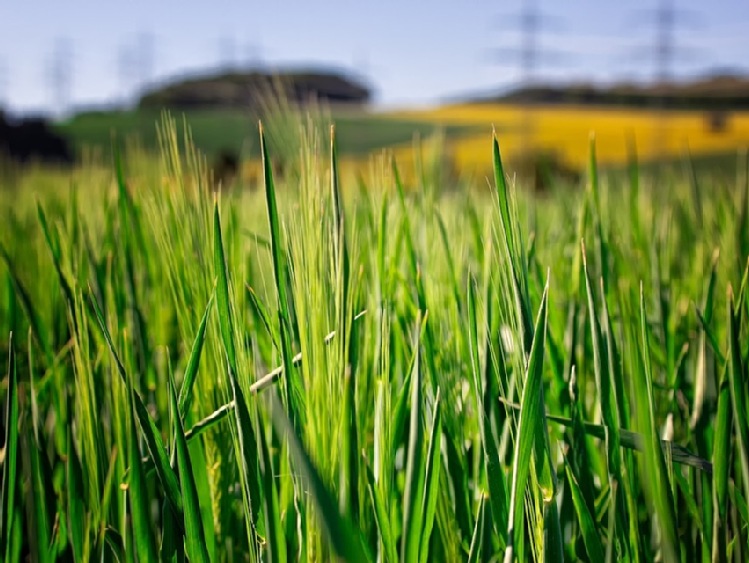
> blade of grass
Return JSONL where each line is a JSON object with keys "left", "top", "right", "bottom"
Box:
{"left": 401, "top": 312, "right": 427, "bottom": 563}
{"left": 213, "top": 200, "right": 263, "bottom": 543}
{"left": 503, "top": 278, "right": 549, "bottom": 563}
{"left": 266, "top": 390, "right": 373, "bottom": 562}
{"left": 124, "top": 353, "right": 159, "bottom": 562}
{"left": 467, "top": 275, "right": 508, "bottom": 546}
{"left": 419, "top": 388, "right": 442, "bottom": 563}
{"left": 66, "top": 424, "right": 86, "bottom": 562}
{"left": 88, "top": 291, "right": 184, "bottom": 525}
{"left": 467, "top": 495, "right": 487, "bottom": 563}
{"left": 255, "top": 405, "right": 286, "bottom": 563}
{"left": 635, "top": 283, "right": 680, "bottom": 562}
{"left": 364, "top": 458, "right": 397, "bottom": 563}
{"left": 177, "top": 294, "right": 214, "bottom": 417}
{"left": 259, "top": 121, "right": 302, "bottom": 430}
{"left": 168, "top": 367, "right": 211, "bottom": 563}
{"left": 498, "top": 397, "right": 712, "bottom": 473}
{"left": 726, "top": 286, "right": 749, "bottom": 515}
{"left": 564, "top": 457, "right": 605, "bottom": 562}
{"left": 1, "top": 333, "right": 19, "bottom": 562}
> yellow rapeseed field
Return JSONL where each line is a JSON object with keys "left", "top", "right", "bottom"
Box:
{"left": 385, "top": 103, "right": 749, "bottom": 178}
{"left": 240, "top": 103, "right": 749, "bottom": 189}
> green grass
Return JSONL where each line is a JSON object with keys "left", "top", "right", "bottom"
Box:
{"left": 54, "top": 108, "right": 480, "bottom": 161}
{"left": 1, "top": 108, "right": 748, "bottom": 562}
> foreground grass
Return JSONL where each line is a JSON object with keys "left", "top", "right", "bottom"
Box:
{"left": 1, "top": 113, "right": 748, "bottom": 562}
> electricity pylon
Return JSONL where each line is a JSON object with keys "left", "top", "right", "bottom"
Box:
{"left": 485, "top": 0, "right": 572, "bottom": 158}
{"left": 46, "top": 38, "right": 73, "bottom": 118}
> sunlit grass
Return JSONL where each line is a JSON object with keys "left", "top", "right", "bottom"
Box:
{"left": 0, "top": 108, "right": 748, "bottom": 562}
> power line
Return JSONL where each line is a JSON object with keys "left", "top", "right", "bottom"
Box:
{"left": 244, "top": 42, "right": 263, "bottom": 69}
{"left": 486, "top": 0, "right": 570, "bottom": 88}
{"left": 219, "top": 35, "right": 238, "bottom": 70}
{"left": 485, "top": 0, "right": 572, "bottom": 157}
{"left": 117, "top": 43, "right": 138, "bottom": 105}
{"left": 623, "top": 0, "right": 704, "bottom": 160}
{"left": 46, "top": 37, "right": 73, "bottom": 117}
{"left": 136, "top": 31, "right": 156, "bottom": 91}
{"left": 116, "top": 32, "right": 157, "bottom": 107}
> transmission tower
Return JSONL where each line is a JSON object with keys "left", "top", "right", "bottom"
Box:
{"left": 486, "top": 0, "right": 571, "bottom": 157}
{"left": 244, "top": 43, "right": 263, "bottom": 69}
{"left": 46, "top": 38, "right": 74, "bottom": 118}
{"left": 117, "top": 42, "right": 140, "bottom": 107}
{"left": 219, "top": 35, "right": 238, "bottom": 70}
{"left": 625, "top": 0, "right": 703, "bottom": 160}
{"left": 136, "top": 32, "right": 156, "bottom": 91}
{"left": 116, "top": 32, "right": 157, "bottom": 107}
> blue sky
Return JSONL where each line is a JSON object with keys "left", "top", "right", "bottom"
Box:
{"left": 1, "top": 0, "right": 748, "bottom": 116}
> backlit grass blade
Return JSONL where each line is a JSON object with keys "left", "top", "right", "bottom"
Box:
{"left": 259, "top": 121, "right": 301, "bottom": 429}
{"left": 266, "top": 390, "right": 373, "bottom": 562}
{"left": 212, "top": 201, "right": 263, "bottom": 542}
{"left": 564, "top": 458, "right": 605, "bottom": 562}
{"left": 434, "top": 210, "right": 463, "bottom": 317}
{"left": 503, "top": 278, "right": 549, "bottom": 563}
{"left": 102, "top": 527, "right": 126, "bottom": 563}
{"left": 0, "top": 243, "right": 54, "bottom": 366}
{"left": 491, "top": 131, "right": 533, "bottom": 351}
{"left": 392, "top": 157, "right": 440, "bottom": 394}
{"left": 467, "top": 275, "right": 508, "bottom": 545}
{"left": 627, "top": 136, "right": 642, "bottom": 245}
{"left": 160, "top": 497, "right": 181, "bottom": 563}
{"left": 330, "top": 124, "right": 359, "bottom": 520}
{"left": 21, "top": 419, "right": 54, "bottom": 563}
{"left": 726, "top": 287, "right": 749, "bottom": 513}
{"left": 635, "top": 283, "right": 680, "bottom": 562}
{"left": 419, "top": 388, "right": 442, "bottom": 563}
{"left": 401, "top": 314, "right": 427, "bottom": 563}
{"left": 492, "top": 128, "right": 515, "bottom": 262}
{"left": 66, "top": 424, "right": 86, "bottom": 562}
{"left": 229, "top": 364, "right": 264, "bottom": 543}
{"left": 212, "top": 202, "right": 238, "bottom": 372}
{"left": 582, "top": 242, "right": 621, "bottom": 475}
{"left": 168, "top": 368, "right": 211, "bottom": 563}
{"left": 125, "top": 354, "right": 159, "bottom": 563}
{"left": 467, "top": 495, "right": 487, "bottom": 563}
{"left": 499, "top": 397, "right": 712, "bottom": 472}
{"left": 88, "top": 292, "right": 184, "bottom": 523}
{"left": 245, "top": 283, "right": 280, "bottom": 352}
{"left": 141, "top": 312, "right": 369, "bottom": 471}
{"left": 177, "top": 293, "right": 214, "bottom": 417}
{"left": 712, "top": 359, "right": 731, "bottom": 543}
{"left": 255, "top": 405, "right": 286, "bottom": 563}
{"left": 37, "top": 203, "right": 76, "bottom": 318}
{"left": 1, "top": 333, "right": 18, "bottom": 562}
{"left": 364, "top": 459, "right": 397, "bottom": 563}
{"left": 691, "top": 249, "right": 720, "bottom": 430}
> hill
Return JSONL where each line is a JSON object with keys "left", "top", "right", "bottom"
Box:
{"left": 137, "top": 67, "right": 372, "bottom": 111}
{"left": 466, "top": 72, "right": 749, "bottom": 110}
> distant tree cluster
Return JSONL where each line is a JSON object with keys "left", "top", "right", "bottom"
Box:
{"left": 476, "top": 74, "right": 749, "bottom": 110}
{"left": 0, "top": 109, "right": 73, "bottom": 166}
{"left": 137, "top": 69, "right": 372, "bottom": 111}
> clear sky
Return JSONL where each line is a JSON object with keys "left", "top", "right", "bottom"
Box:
{"left": 1, "top": 0, "right": 748, "bottom": 116}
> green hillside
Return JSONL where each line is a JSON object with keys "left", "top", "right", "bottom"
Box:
{"left": 54, "top": 108, "right": 479, "bottom": 160}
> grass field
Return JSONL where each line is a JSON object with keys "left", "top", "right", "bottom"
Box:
{"left": 54, "top": 102, "right": 749, "bottom": 191}
{"left": 55, "top": 108, "right": 480, "bottom": 161}
{"left": 1, "top": 110, "right": 749, "bottom": 562}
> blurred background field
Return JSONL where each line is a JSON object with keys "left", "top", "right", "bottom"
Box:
{"left": 2, "top": 3, "right": 749, "bottom": 563}
{"left": 3, "top": 0, "right": 749, "bottom": 191}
